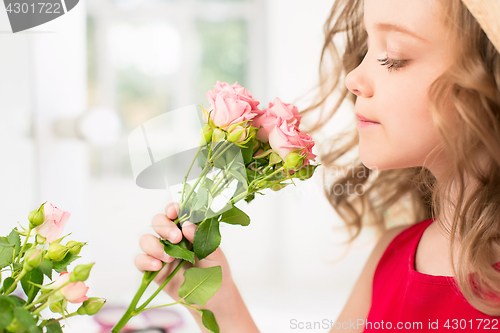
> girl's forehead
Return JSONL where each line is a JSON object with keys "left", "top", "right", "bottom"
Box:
{"left": 364, "top": 0, "right": 449, "bottom": 44}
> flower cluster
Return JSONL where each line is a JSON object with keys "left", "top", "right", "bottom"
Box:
{"left": 202, "top": 81, "right": 316, "bottom": 173}
{"left": 0, "top": 202, "right": 105, "bottom": 332}
{"left": 114, "top": 81, "right": 321, "bottom": 333}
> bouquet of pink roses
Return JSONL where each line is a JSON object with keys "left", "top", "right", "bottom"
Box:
{"left": 112, "top": 81, "right": 320, "bottom": 333}
{"left": 0, "top": 202, "right": 105, "bottom": 333}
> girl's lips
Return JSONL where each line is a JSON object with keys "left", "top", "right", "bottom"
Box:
{"left": 357, "top": 120, "right": 381, "bottom": 128}
{"left": 355, "top": 113, "right": 380, "bottom": 123}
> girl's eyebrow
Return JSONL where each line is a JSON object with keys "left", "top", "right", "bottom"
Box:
{"left": 363, "top": 20, "right": 430, "bottom": 43}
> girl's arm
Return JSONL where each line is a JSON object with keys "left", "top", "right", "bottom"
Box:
{"left": 330, "top": 225, "right": 409, "bottom": 332}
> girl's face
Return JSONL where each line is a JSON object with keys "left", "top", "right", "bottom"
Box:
{"left": 345, "top": 0, "right": 456, "bottom": 173}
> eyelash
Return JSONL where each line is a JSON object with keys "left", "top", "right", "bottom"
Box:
{"left": 377, "top": 56, "right": 408, "bottom": 72}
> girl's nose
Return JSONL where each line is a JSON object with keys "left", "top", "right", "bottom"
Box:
{"left": 345, "top": 61, "right": 374, "bottom": 98}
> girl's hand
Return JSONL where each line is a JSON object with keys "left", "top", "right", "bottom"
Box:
{"left": 134, "top": 201, "right": 233, "bottom": 300}
{"left": 134, "top": 202, "right": 260, "bottom": 332}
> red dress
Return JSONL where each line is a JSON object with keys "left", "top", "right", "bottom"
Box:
{"left": 364, "top": 218, "right": 500, "bottom": 332}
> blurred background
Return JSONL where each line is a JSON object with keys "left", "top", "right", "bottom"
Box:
{"left": 0, "top": 0, "right": 380, "bottom": 332}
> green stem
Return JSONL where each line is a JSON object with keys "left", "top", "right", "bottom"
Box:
{"left": 111, "top": 270, "right": 158, "bottom": 333}
{"left": 181, "top": 146, "right": 202, "bottom": 202}
{"left": 178, "top": 141, "right": 233, "bottom": 220}
{"left": 41, "top": 312, "right": 78, "bottom": 327}
{"left": 136, "top": 260, "right": 186, "bottom": 312}
{"left": 112, "top": 260, "right": 186, "bottom": 333}
{"left": 137, "top": 301, "right": 179, "bottom": 313}
{"left": 253, "top": 166, "right": 285, "bottom": 188}
{"left": 180, "top": 301, "right": 201, "bottom": 312}
{"left": 23, "top": 280, "right": 71, "bottom": 310}
{"left": 15, "top": 227, "right": 32, "bottom": 264}
{"left": 32, "top": 302, "right": 49, "bottom": 316}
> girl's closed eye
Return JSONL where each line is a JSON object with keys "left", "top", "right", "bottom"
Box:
{"left": 377, "top": 56, "right": 408, "bottom": 72}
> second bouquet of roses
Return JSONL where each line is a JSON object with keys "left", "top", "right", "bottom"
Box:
{"left": 112, "top": 81, "right": 320, "bottom": 333}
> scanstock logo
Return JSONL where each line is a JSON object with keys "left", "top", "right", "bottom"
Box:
{"left": 3, "top": 0, "right": 79, "bottom": 33}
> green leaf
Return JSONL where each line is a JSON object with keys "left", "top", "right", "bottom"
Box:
{"left": 14, "top": 308, "right": 41, "bottom": 333}
{"left": 0, "top": 237, "right": 14, "bottom": 247}
{"left": 21, "top": 267, "right": 43, "bottom": 303}
{"left": 8, "top": 295, "right": 26, "bottom": 307}
{"left": 45, "top": 321, "right": 63, "bottom": 333}
{"left": 39, "top": 259, "right": 53, "bottom": 279}
{"left": 240, "top": 139, "right": 255, "bottom": 166}
{"left": 223, "top": 143, "right": 240, "bottom": 165}
{"left": 52, "top": 254, "right": 80, "bottom": 273}
{"left": 192, "top": 187, "right": 209, "bottom": 211}
{"left": 160, "top": 240, "right": 195, "bottom": 264}
{"left": 200, "top": 309, "right": 220, "bottom": 333}
{"left": 193, "top": 218, "right": 221, "bottom": 260}
{"left": 228, "top": 164, "right": 248, "bottom": 185}
{"left": 197, "top": 148, "right": 209, "bottom": 169}
{"left": 7, "top": 229, "right": 21, "bottom": 257}
{"left": 220, "top": 206, "right": 250, "bottom": 226}
{"left": 0, "top": 296, "right": 15, "bottom": 330}
{"left": 0, "top": 245, "right": 14, "bottom": 270}
{"left": 178, "top": 266, "right": 222, "bottom": 307}
{"left": 202, "top": 177, "right": 214, "bottom": 192}
{"left": 2, "top": 277, "right": 15, "bottom": 294}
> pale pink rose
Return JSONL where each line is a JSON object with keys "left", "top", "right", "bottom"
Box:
{"left": 268, "top": 117, "right": 316, "bottom": 165}
{"left": 251, "top": 108, "right": 279, "bottom": 143}
{"left": 251, "top": 98, "right": 302, "bottom": 143}
{"left": 267, "top": 98, "right": 302, "bottom": 127}
{"left": 206, "top": 81, "right": 260, "bottom": 110}
{"left": 35, "top": 203, "right": 71, "bottom": 243}
{"left": 54, "top": 272, "right": 89, "bottom": 303}
{"left": 203, "top": 91, "right": 256, "bottom": 131}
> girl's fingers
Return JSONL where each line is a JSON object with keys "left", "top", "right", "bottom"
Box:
{"left": 165, "top": 202, "right": 180, "bottom": 220}
{"left": 180, "top": 221, "right": 197, "bottom": 243}
{"left": 139, "top": 234, "right": 175, "bottom": 263}
{"left": 134, "top": 253, "right": 163, "bottom": 272}
{"left": 151, "top": 213, "right": 182, "bottom": 243}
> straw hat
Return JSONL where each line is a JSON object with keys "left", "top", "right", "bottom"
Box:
{"left": 461, "top": 0, "right": 500, "bottom": 52}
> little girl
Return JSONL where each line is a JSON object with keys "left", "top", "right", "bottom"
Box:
{"left": 135, "top": 0, "right": 500, "bottom": 331}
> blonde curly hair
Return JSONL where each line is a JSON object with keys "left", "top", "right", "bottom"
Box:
{"left": 299, "top": 0, "right": 500, "bottom": 316}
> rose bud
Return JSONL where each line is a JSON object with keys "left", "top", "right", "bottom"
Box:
{"left": 283, "top": 152, "right": 305, "bottom": 171}
{"left": 70, "top": 263, "right": 95, "bottom": 282}
{"left": 46, "top": 243, "right": 69, "bottom": 262}
{"left": 77, "top": 297, "right": 106, "bottom": 316}
{"left": 294, "top": 165, "right": 317, "bottom": 180}
{"left": 227, "top": 126, "right": 247, "bottom": 143}
{"left": 28, "top": 203, "right": 46, "bottom": 228}
{"left": 66, "top": 240, "right": 86, "bottom": 255}
{"left": 212, "top": 128, "right": 226, "bottom": 143}
{"left": 201, "top": 124, "right": 214, "bottom": 145}
{"left": 49, "top": 298, "right": 67, "bottom": 314}
{"left": 35, "top": 202, "right": 71, "bottom": 243}
{"left": 23, "top": 248, "right": 44, "bottom": 271}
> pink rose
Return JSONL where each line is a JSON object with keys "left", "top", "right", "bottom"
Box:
{"left": 267, "top": 98, "right": 302, "bottom": 127}
{"left": 268, "top": 117, "right": 316, "bottom": 165}
{"left": 251, "top": 98, "right": 302, "bottom": 143}
{"left": 251, "top": 108, "right": 278, "bottom": 143}
{"left": 54, "top": 272, "right": 89, "bottom": 303}
{"left": 203, "top": 91, "right": 256, "bottom": 131}
{"left": 35, "top": 203, "right": 71, "bottom": 243}
{"left": 206, "top": 81, "right": 260, "bottom": 110}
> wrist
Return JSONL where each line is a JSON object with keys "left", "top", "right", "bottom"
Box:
{"left": 187, "top": 279, "right": 260, "bottom": 332}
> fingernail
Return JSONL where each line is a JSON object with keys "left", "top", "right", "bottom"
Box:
{"left": 162, "top": 253, "right": 172, "bottom": 262}
{"left": 167, "top": 206, "right": 176, "bottom": 217}
{"left": 169, "top": 230, "right": 179, "bottom": 242}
